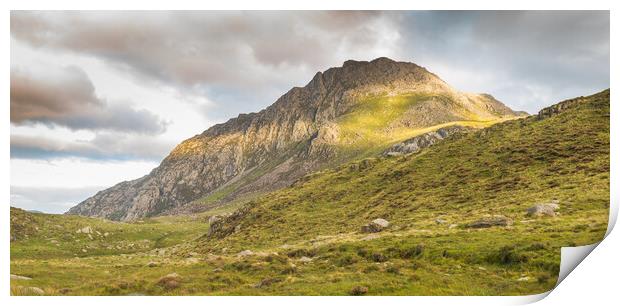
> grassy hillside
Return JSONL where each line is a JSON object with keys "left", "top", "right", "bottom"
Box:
{"left": 189, "top": 93, "right": 516, "bottom": 209}
{"left": 11, "top": 90, "right": 609, "bottom": 296}
{"left": 202, "top": 89, "right": 609, "bottom": 250}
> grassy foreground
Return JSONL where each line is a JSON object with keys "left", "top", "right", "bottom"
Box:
{"left": 10, "top": 90, "right": 610, "bottom": 295}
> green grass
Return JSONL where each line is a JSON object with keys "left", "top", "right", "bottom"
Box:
{"left": 333, "top": 93, "right": 512, "bottom": 161}
{"left": 10, "top": 208, "right": 211, "bottom": 260}
{"left": 10, "top": 89, "right": 609, "bottom": 296}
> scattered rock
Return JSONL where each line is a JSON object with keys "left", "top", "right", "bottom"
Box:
{"left": 104, "top": 232, "right": 109, "bottom": 237}
{"left": 76, "top": 226, "right": 93, "bottom": 234}
{"left": 435, "top": 218, "right": 447, "bottom": 224}
{"left": 10, "top": 274, "right": 32, "bottom": 280}
{"left": 526, "top": 203, "right": 560, "bottom": 217}
{"left": 361, "top": 218, "right": 390, "bottom": 233}
{"left": 448, "top": 224, "right": 458, "bottom": 229}
{"left": 81, "top": 249, "right": 87, "bottom": 253}
{"left": 237, "top": 250, "right": 254, "bottom": 257}
{"left": 467, "top": 215, "right": 513, "bottom": 228}
{"left": 185, "top": 258, "right": 200, "bottom": 264}
{"left": 350, "top": 285, "right": 369, "bottom": 296}
{"left": 478, "top": 266, "right": 487, "bottom": 271}
{"left": 299, "top": 256, "right": 313, "bottom": 263}
{"left": 517, "top": 276, "right": 531, "bottom": 282}
{"left": 146, "top": 261, "right": 158, "bottom": 268}
{"left": 254, "top": 277, "right": 282, "bottom": 288}
{"left": 212, "top": 268, "right": 223, "bottom": 273}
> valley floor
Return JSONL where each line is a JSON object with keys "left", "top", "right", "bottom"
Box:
{"left": 10, "top": 204, "right": 607, "bottom": 295}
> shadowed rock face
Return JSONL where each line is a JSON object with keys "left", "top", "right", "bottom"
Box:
{"left": 67, "top": 57, "right": 523, "bottom": 221}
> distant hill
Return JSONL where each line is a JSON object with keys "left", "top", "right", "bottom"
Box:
{"left": 68, "top": 58, "right": 524, "bottom": 221}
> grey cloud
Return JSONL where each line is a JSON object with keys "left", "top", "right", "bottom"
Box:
{"left": 10, "top": 11, "right": 401, "bottom": 121}
{"left": 11, "top": 185, "right": 105, "bottom": 214}
{"left": 10, "top": 11, "right": 610, "bottom": 117}
{"left": 11, "top": 66, "right": 168, "bottom": 134}
{"left": 399, "top": 11, "right": 609, "bottom": 113}
{"left": 10, "top": 11, "right": 394, "bottom": 87}
{"left": 11, "top": 133, "right": 173, "bottom": 161}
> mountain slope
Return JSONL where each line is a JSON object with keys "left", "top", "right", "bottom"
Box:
{"left": 201, "top": 89, "right": 609, "bottom": 250}
{"left": 68, "top": 57, "right": 523, "bottom": 221}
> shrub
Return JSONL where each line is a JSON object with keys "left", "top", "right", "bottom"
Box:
{"left": 280, "top": 265, "right": 297, "bottom": 275}
{"left": 371, "top": 252, "right": 388, "bottom": 262}
{"left": 400, "top": 244, "right": 425, "bottom": 258}
{"left": 386, "top": 265, "right": 400, "bottom": 274}
{"left": 526, "top": 243, "right": 546, "bottom": 251}
{"left": 287, "top": 248, "right": 317, "bottom": 258}
{"left": 489, "top": 246, "right": 529, "bottom": 265}
{"left": 336, "top": 255, "right": 358, "bottom": 267}
{"left": 350, "top": 286, "right": 369, "bottom": 296}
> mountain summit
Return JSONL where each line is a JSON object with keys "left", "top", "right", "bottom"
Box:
{"left": 67, "top": 58, "right": 523, "bottom": 221}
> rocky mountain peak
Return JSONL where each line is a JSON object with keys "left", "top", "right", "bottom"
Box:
{"left": 67, "top": 58, "right": 522, "bottom": 221}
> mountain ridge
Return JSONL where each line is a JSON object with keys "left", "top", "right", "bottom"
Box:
{"left": 67, "top": 57, "right": 524, "bottom": 221}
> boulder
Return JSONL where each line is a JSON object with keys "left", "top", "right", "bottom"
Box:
{"left": 237, "top": 250, "right": 254, "bottom": 257}
{"left": 526, "top": 203, "right": 560, "bottom": 217}
{"left": 76, "top": 226, "right": 92, "bottom": 234}
{"left": 157, "top": 273, "right": 181, "bottom": 290}
{"left": 208, "top": 215, "right": 222, "bottom": 224}
{"left": 10, "top": 274, "right": 32, "bottom": 280}
{"left": 361, "top": 218, "right": 390, "bottom": 233}
{"left": 467, "top": 215, "right": 513, "bottom": 228}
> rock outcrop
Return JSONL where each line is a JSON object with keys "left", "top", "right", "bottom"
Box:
{"left": 526, "top": 202, "right": 560, "bottom": 217}
{"left": 382, "top": 125, "right": 473, "bottom": 156}
{"left": 361, "top": 218, "right": 390, "bottom": 233}
{"left": 67, "top": 57, "right": 523, "bottom": 221}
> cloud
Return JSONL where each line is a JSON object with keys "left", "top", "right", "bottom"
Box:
{"left": 398, "top": 11, "right": 609, "bottom": 112}
{"left": 10, "top": 11, "right": 403, "bottom": 121}
{"left": 11, "top": 66, "right": 168, "bottom": 134}
{"left": 11, "top": 185, "right": 105, "bottom": 214}
{"left": 11, "top": 133, "right": 173, "bottom": 161}
{"left": 10, "top": 11, "right": 609, "bottom": 117}
{"left": 10, "top": 11, "right": 395, "bottom": 87}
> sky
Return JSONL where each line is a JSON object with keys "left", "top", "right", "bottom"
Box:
{"left": 10, "top": 11, "right": 610, "bottom": 213}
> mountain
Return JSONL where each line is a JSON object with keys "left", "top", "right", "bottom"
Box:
{"left": 12, "top": 90, "right": 609, "bottom": 295}
{"left": 200, "top": 89, "right": 609, "bottom": 264}
{"left": 67, "top": 57, "right": 523, "bottom": 221}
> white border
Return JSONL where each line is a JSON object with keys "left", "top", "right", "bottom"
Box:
{"left": 2, "top": 1, "right": 616, "bottom": 306}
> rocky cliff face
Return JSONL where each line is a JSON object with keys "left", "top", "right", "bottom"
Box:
{"left": 67, "top": 57, "right": 523, "bottom": 221}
